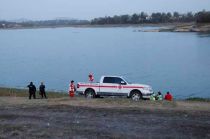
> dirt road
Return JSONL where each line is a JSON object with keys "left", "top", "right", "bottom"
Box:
{"left": 0, "top": 97, "right": 210, "bottom": 139}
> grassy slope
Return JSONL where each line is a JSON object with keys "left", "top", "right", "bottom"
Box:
{"left": 0, "top": 87, "right": 68, "bottom": 98}
{"left": 1, "top": 87, "right": 210, "bottom": 102}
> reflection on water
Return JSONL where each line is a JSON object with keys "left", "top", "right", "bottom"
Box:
{"left": 197, "top": 32, "right": 210, "bottom": 37}
{"left": 0, "top": 27, "right": 210, "bottom": 98}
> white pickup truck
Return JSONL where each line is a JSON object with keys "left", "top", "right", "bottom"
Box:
{"left": 76, "top": 76, "right": 153, "bottom": 101}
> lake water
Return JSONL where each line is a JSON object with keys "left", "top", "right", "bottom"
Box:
{"left": 0, "top": 27, "right": 210, "bottom": 98}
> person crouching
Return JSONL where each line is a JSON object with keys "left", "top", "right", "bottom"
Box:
{"left": 164, "top": 92, "right": 173, "bottom": 101}
{"left": 156, "top": 91, "right": 163, "bottom": 100}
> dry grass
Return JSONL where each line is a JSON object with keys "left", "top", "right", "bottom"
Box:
{"left": 0, "top": 87, "right": 210, "bottom": 112}
{"left": 0, "top": 87, "right": 68, "bottom": 98}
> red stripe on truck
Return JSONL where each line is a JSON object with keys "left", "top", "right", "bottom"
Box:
{"left": 78, "top": 84, "right": 144, "bottom": 89}
{"left": 79, "top": 84, "right": 117, "bottom": 88}
{"left": 100, "top": 85, "right": 118, "bottom": 88}
{"left": 122, "top": 86, "right": 144, "bottom": 89}
{"left": 79, "top": 84, "right": 99, "bottom": 88}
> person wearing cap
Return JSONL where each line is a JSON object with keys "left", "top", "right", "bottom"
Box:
{"left": 27, "top": 82, "right": 36, "bottom": 99}
{"left": 164, "top": 92, "right": 173, "bottom": 101}
{"left": 39, "top": 82, "right": 47, "bottom": 99}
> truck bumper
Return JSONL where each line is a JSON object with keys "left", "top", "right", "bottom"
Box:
{"left": 142, "top": 95, "right": 151, "bottom": 99}
{"left": 142, "top": 92, "right": 154, "bottom": 99}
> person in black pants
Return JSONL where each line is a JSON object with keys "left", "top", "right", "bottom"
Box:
{"left": 27, "top": 82, "right": 36, "bottom": 99}
{"left": 39, "top": 82, "right": 47, "bottom": 99}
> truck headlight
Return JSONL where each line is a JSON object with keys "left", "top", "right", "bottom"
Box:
{"left": 144, "top": 87, "right": 153, "bottom": 92}
{"left": 143, "top": 87, "right": 150, "bottom": 91}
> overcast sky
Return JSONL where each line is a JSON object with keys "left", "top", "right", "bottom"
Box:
{"left": 0, "top": 0, "right": 210, "bottom": 20}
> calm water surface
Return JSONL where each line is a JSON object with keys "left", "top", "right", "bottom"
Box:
{"left": 0, "top": 27, "right": 210, "bottom": 98}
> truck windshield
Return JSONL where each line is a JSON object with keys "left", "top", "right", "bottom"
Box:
{"left": 103, "top": 77, "right": 129, "bottom": 84}
{"left": 122, "top": 77, "right": 131, "bottom": 84}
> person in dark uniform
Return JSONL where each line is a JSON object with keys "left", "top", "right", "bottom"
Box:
{"left": 39, "top": 82, "right": 47, "bottom": 99}
{"left": 27, "top": 82, "right": 36, "bottom": 99}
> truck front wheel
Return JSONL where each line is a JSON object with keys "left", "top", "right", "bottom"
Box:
{"left": 85, "top": 89, "right": 95, "bottom": 98}
{"left": 130, "top": 91, "right": 142, "bottom": 101}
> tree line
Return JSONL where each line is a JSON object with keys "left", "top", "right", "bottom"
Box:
{"left": 1, "top": 10, "right": 210, "bottom": 29}
{"left": 91, "top": 11, "right": 210, "bottom": 25}
{"left": 0, "top": 19, "right": 89, "bottom": 28}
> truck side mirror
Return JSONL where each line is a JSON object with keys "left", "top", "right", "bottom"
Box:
{"left": 120, "top": 81, "right": 126, "bottom": 85}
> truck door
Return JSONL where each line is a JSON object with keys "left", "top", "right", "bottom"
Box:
{"left": 114, "top": 77, "right": 127, "bottom": 96}
{"left": 99, "top": 77, "right": 119, "bottom": 96}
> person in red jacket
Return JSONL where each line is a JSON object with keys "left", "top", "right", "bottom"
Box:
{"left": 69, "top": 80, "right": 75, "bottom": 97}
{"left": 164, "top": 92, "right": 173, "bottom": 101}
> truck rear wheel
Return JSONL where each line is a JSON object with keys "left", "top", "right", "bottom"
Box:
{"left": 85, "top": 89, "right": 95, "bottom": 98}
{"left": 130, "top": 91, "right": 142, "bottom": 101}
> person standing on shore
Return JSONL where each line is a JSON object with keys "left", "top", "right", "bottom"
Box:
{"left": 69, "top": 80, "right": 75, "bottom": 97}
{"left": 39, "top": 82, "right": 47, "bottom": 99}
{"left": 27, "top": 82, "right": 36, "bottom": 99}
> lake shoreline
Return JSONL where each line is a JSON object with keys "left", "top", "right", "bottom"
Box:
{"left": 1, "top": 22, "right": 210, "bottom": 32}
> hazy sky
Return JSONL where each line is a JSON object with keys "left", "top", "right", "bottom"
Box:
{"left": 0, "top": 0, "right": 210, "bottom": 20}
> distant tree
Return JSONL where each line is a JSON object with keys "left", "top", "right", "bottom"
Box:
{"left": 151, "top": 12, "right": 162, "bottom": 23}
{"left": 120, "top": 15, "right": 130, "bottom": 24}
{"left": 167, "top": 12, "right": 172, "bottom": 18}
{"left": 131, "top": 14, "right": 139, "bottom": 24}
{"left": 161, "top": 13, "right": 168, "bottom": 22}
{"left": 113, "top": 15, "right": 121, "bottom": 24}
{"left": 181, "top": 12, "right": 195, "bottom": 22}
{"left": 187, "top": 12, "right": 194, "bottom": 19}
{"left": 166, "top": 12, "right": 172, "bottom": 22}
{"left": 196, "top": 10, "right": 210, "bottom": 23}
{"left": 88, "top": 10, "right": 210, "bottom": 25}
{"left": 140, "top": 12, "right": 148, "bottom": 23}
{"left": 173, "top": 12, "right": 180, "bottom": 21}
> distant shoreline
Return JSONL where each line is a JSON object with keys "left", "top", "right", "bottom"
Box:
{"left": 1, "top": 22, "right": 210, "bottom": 32}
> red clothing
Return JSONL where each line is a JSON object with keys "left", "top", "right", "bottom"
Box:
{"left": 69, "top": 82, "right": 75, "bottom": 97}
{"left": 165, "top": 93, "right": 173, "bottom": 101}
{"left": 89, "top": 73, "right": 94, "bottom": 82}
{"left": 70, "top": 83, "right": 75, "bottom": 91}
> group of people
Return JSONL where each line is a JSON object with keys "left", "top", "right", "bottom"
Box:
{"left": 27, "top": 82, "right": 47, "bottom": 99}
{"left": 150, "top": 91, "right": 173, "bottom": 101}
{"left": 27, "top": 80, "right": 173, "bottom": 101}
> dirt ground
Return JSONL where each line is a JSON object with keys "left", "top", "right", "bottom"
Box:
{"left": 0, "top": 96, "right": 210, "bottom": 139}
